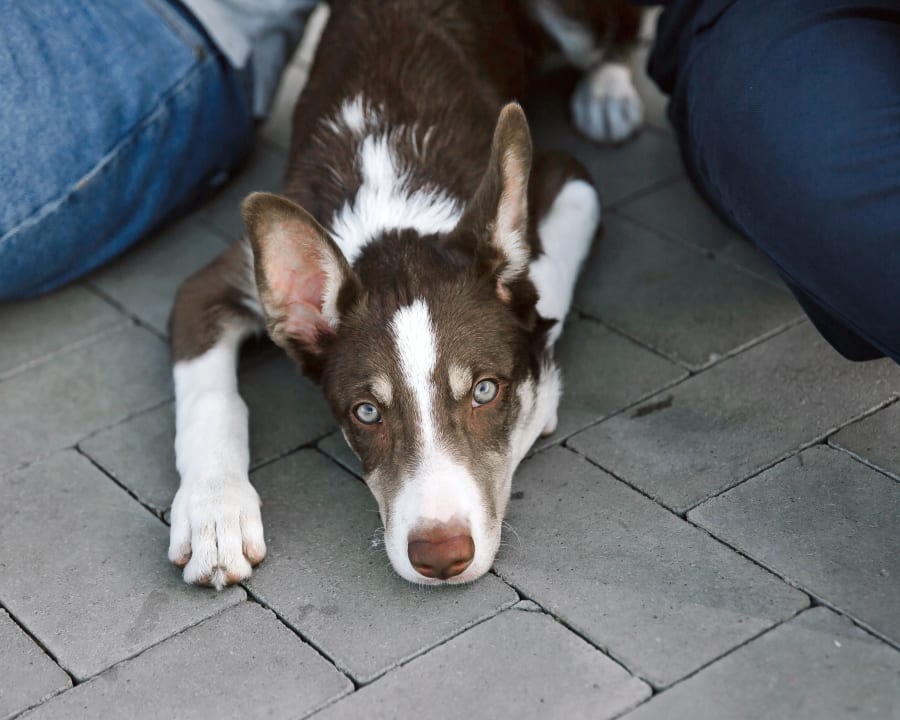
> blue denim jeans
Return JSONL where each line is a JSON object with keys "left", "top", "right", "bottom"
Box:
{"left": 650, "top": 0, "right": 900, "bottom": 363}
{"left": 0, "top": 0, "right": 254, "bottom": 300}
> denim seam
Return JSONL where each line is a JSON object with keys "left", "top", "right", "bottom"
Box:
{"left": 0, "top": 54, "right": 213, "bottom": 246}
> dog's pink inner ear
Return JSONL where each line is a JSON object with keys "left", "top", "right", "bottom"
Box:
{"left": 243, "top": 192, "right": 351, "bottom": 352}
{"left": 263, "top": 229, "right": 334, "bottom": 346}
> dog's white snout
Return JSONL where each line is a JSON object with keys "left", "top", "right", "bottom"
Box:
{"left": 384, "top": 458, "right": 496, "bottom": 584}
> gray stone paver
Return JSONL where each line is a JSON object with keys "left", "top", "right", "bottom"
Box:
{"left": 0, "top": 325, "right": 171, "bottom": 475}
{"left": 829, "top": 400, "right": 900, "bottom": 481}
{"left": 317, "top": 430, "right": 362, "bottom": 477}
{"left": 246, "top": 449, "right": 518, "bottom": 684}
{"left": 78, "top": 402, "right": 177, "bottom": 515}
{"left": 0, "top": 285, "right": 122, "bottom": 379}
{"left": 313, "top": 610, "right": 651, "bottom": 720}
{"left": 0, "top": 450, "right": 243, "bottom": 681}
{"left": 622, "top": 608, "right": 900, "bottom": 720}
{"left": 536, "top": 317, "right": 687, "bottom": 448}
{"left": 243, "top": 351, "right": 337, "bottom": 467}
{"left": 689, "top": 446, "right": 900, "bottom": 646}
{"left": 22, "top": 603, "right": 351, "bottom": 720}
{"left": 87, "top": 218, "right": 228, "bottom": 336}
{"left": 616, "top": 177, "right": 783, "bottom": 286}
{"left": 494, "top": 447, "right": 809, "bottom": 688}
{"left": 0, "top": 609, "right": 70, "bottom": 720}
{"left": 574, "top": 214, "right": 802, "bottom": 370}
{"left": 568, "top": 321, "right": 900, "bottom": 512}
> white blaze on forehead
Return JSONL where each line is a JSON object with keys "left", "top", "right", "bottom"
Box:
{"left": 390, "top": 298, "right": 438, "bottom": 448}
{"left": 370, "top": 374, "right": 393, "bottom": 407}
{"left": 448, "top": 363, "right": 472, "bottom": 401}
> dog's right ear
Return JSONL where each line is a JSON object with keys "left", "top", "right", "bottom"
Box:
{"left": 242, "top": 192, "right": 361, "bottom": 363}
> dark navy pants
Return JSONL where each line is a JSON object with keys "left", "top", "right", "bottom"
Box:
{"left": 648, "top": 0, "right": 900, "bottom": 363}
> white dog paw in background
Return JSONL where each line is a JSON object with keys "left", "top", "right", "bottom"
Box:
{"left": 571, "top": 61, "right": 644, "bottom": 143}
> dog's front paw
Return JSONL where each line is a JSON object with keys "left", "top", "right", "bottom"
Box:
{"left": 168, "top": 479, "right": 266, "bottom": 590}
{"left": 571, "top": 62, "right": 644, "bottom": 143}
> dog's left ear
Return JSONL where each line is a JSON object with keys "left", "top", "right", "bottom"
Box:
{"left": 458, "top": 102, "right": 533, "bottom": 302}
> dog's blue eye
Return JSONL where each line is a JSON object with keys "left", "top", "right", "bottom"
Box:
{"left": 472, "top": 379, "right": 498, "bottom": 406}
{"left": 354, "top": 402, "right": 381, "bottom": 424}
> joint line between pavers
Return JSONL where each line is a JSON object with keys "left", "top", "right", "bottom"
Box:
{"left": 827, "top": 442, "right": 900, "bottom": 485}
{"left": 82, "top": 283, "right": 169, "bottom": 343}
{"left": 242, "top": 583, "right": 517, "bottom": 689}
{"left": 0, "top": 322, "right": 127, "bottom": 383}
{"left": 74, "top": 446, "right": 169, "bottom": 523}
{"left": 246, "top": 430, "right": 342, "bottom": 474}
{"left": 562, "top": 444, "right": 691, "bottom": 519}
{"left": 612, "top": 208, "right": 790, "bottom": 291}
{"left": 240, "top": 587, "right": 361, "bottom": 690}
{"left": 607, "top": 602, "right": 811, "bottom": 719}
{"left": 681, "top": 518, "right": 900, "bottom": 653}
{"left": 683, "top": 394, "right": 900, "bottom": 516}
{"left": 605, "top": 173, "right": 685, "bottom": 212}
{"left": 491, "top": 567, "right": 660, "bottom": 691}
{"left": 0, "top": 599, "right": 77, "bottom": 690}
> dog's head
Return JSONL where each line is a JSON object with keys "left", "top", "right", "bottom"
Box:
{"left": 243, "top": 104, "right": 556, "bottom": 584}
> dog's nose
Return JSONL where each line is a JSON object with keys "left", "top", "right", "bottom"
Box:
{"left": 407, "top": 523, "right": 475, "bottom": 580}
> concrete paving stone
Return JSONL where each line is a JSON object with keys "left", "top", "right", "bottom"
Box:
{"left": 0, "top": 609, "right": 71, "bottom": 720}
{"left": 690, "top": 446, "right": 900, "bottom": 646}
{"left": 829, "top": 400, "right": 900, "bottom": 481}
{"left": 525, "top": 68, "right": 684, "bottom": 207}
{"left": 79, "top": 403, "right": 177, "bottom": 515}
{"left": 0, "top": 451, "right": 243, "bottom": 681}
{"left": 243, "top": 351, "right": 337, "bottom": 468}
{"left": 199, "top": 142, "right": 287, "bottom": 239}
{"left": 617, "top": 177, "right": 784, "bottom": 286}
{"left": 79, "top": 351, "right": 335, "bottom": 516}
{"left": 0, "top": 285, "right": 123, "bottom": 379}
{"left": 0, "top": 325, "right": 171, "bottom": 475}
{"left": 87, "top": 218, "right": 228, "bottom": 336}
{"left": 537, "top": 317, "right": 687, "bottom": 449}
{"left": 317, "top": 431, "right": 363, "bottom": 478}
{"left": 622, "top": 608, "right": 900, "bottom": 720}
{"left": 574, "top": 214, "right": 802, "bottom": 370}
{"left": 314, "top": 610, "right": 650, "bottom": 720}
{"left": 245, "top": 450, "right": 518, "bottom": 684}
{"left": 23, "top": 603, "right": 351, "bottom": 720}
{"left": 261, "top": 63, "right": 311, "bottom": 150}
{"left": 568, "top": 322, "right": 900, "bottom": 512}
{"left": 495, "top": 447, "right": 808, "bottom": 687}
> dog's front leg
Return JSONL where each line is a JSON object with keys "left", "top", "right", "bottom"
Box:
{"left": 167, "top": 241, "right": 266, "bottom": 589}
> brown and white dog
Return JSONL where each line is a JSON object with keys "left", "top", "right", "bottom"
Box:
{"left": 167, "top": 0, "right": 643, "bottom": 589}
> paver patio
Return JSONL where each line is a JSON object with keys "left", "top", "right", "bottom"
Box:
{"left": 1, "top": 8, "right": 898, "bottom": 719}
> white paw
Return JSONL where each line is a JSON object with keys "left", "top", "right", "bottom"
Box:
{"left": 168, "top": 478, "right": 266, "bottom": 590}
{"left": 571, "top": 62, "right": 644, "bottom": 143}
